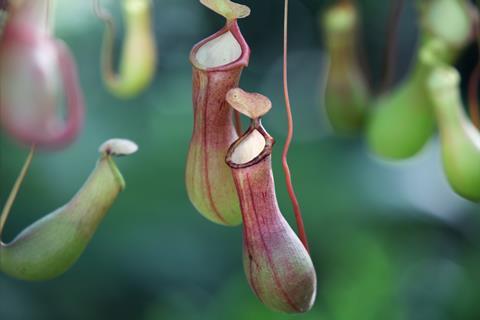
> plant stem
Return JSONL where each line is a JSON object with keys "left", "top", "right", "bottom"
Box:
{"left": 282, "top": 0, "right": 309, "bottom": 252}
{"left": 0, "top": 145, "right": 35, "bottom": 240}
{"left": 381, "top": 0, "right": 404, "bottom": 93}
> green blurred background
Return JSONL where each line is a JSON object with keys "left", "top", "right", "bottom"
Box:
{"left": 1, "top": 0, "right": 480, "bottom": 319}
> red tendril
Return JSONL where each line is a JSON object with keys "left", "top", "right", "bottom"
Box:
{"left": 282, "top": 0, "right": 309, "bottom": 252}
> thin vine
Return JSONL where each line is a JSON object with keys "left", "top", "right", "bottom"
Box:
{"left": 0, "top": 146, "right": 35, "bottom": 240}
{"left": 282, "top": 0, "right": 309, "bottom": 252}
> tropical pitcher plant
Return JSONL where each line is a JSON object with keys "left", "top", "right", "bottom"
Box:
{"left": 0, "top": 0, "right": 479, "bottom": 315}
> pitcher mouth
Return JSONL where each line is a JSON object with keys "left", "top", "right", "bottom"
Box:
{"left": 226, "top": 119, "right": 275, "bottom": 169}
{"left": 189, "top": 20, "right": 250, "bottom": 72}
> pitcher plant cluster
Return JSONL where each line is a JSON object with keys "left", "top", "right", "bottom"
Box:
{"left": 185, "top": 0, "right": 316, "bottom": 312}
{"left": 0, "top": 0, "right": 478, "bottom": 315}
{"left": 322, "top": 0, "right": 480, "bottom": 202}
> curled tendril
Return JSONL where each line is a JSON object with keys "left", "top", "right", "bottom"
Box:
{"left": 93, "top": 0, "right": 157, "bottom": 98}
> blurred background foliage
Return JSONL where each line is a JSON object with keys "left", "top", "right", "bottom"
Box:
{"left": 1, "top": 0, "right": 479, "bottom": 319}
